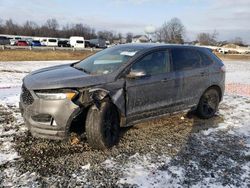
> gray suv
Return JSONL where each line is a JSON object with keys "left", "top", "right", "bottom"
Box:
{"left": 19, "top": 44, "right": 225, "bottom": 149}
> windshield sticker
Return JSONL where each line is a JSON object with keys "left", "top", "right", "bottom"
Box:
{"left": 120, "top": 51, "right": 137, "bottom": 57}
{"left": 93, "top": 60, "right": 123, "bottom": 64}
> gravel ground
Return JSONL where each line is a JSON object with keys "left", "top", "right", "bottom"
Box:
{"left": 0, "top": 60, "right": 249, "bottom": 187}
{"left": 0, "top": 95, "right": 249, "bottom": 187}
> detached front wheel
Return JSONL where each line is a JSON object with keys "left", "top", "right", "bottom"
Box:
{"left": 86, "top": 102, "right": 120, "bottom": 150}
{"left": 196, "top": 88, "right": 220, "bottom": 119}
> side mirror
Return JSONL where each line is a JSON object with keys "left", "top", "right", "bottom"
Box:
{"left": 126, "top": 69, "right": 146, "bottom": 79}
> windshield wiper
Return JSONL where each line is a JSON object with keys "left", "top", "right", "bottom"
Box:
{"left": 73, "top": 65, "right": 91, "bottom": 74}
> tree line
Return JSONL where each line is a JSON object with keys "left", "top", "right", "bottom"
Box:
{"left": 0, "top": 17, "right": 245, "bottom": 46}
{"left": 0, "top": 18, "right": 124, "bottom": 42}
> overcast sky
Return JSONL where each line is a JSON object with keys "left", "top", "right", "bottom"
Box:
{"left": 0, "top": 0, "right": 249, "bottom": 43}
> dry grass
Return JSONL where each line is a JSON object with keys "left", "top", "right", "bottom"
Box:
{"left": 216, "top": 53, "right": 250, "bottom": 61}
{"left": 0, "top": 50, "right": 95, "bottom": 61}
{"left": 0, "top": 49, "right": 249, "bottom": 61}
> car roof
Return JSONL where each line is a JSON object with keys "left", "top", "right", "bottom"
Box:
{"left": 117, "top": 43, "right": 209, "bottom": 51}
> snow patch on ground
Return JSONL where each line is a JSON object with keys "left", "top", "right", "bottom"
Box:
{"left": 0, "top": 60, "right": 76, "bottom": 88}
{"left": 117, "top": 94, "right": 250, "bottom": 187}
{"left": 0, "top": 60, "right": 249, "bottom": 187}
{"left": 203, "top": 95, "right": 250, "bottom": 146}
{"left": 225, "top": 60, "right": 250, "bottom": 84}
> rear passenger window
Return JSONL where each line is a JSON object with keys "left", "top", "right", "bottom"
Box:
{"left": 172, "top": 48, "right": 202, "bottom": 71}
{"left": 198, "top": 51, "right": 213, "bottom": 66}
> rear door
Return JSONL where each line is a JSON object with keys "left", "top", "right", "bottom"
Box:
{"left": 125, "top": 49, "right": 180, "bottom": 116}
{"left": 171, "top": 48, "right": 208, "bottom": 106}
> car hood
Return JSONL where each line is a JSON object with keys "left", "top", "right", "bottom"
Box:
{"left": 23, "top": 64, "right": 112, "bottom": 90}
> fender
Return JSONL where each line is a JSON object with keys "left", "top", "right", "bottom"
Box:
{"left": 88, "top": 87, "right": 126, "bottom": 116}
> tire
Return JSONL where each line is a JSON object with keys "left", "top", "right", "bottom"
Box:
{"left": 85, "top": 102, "right": 120, "bottom": 150}
{"left": 196, "top": 88, "right": 220, "bottom": 119}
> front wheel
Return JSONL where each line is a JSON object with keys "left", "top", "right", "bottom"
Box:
{"left": 196, "top": 88, "right": 220, "bottom": 119}
{"left": 85, "top": 102, "right": 120, "bottom": 150}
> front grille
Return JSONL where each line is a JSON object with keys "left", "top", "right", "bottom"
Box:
{"left": 21, "top": 85, "right": 34, "bottom": 105}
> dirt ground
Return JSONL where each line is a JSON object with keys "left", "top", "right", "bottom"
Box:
{"left": 216, "top": 53, "right": 250, "bottom": 61}
{"left": 0, "top": 48, "right": 250, "bottom": 61}
{"left": 0, "top": 50, "right": 94, "bottom": 61}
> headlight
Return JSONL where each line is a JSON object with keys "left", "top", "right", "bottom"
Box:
{"left": 35, "top": 91, "right": 77, "bottom": 100}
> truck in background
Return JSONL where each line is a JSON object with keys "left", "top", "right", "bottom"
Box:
{"left": 89, "top": 38, "right": 106, "bottom": 48}
{"left": 0, "top": 36, "right": 10, "bottom": 45}
{"left": 70, "top": 36, "right": 85, "bottom": 48}
{"left": 40, "top": 38, "right": 58, "bottom": 47}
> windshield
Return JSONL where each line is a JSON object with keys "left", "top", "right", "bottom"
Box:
{"left": 76, "top": 40, "right": 84, "bottom": 44}
{"left": 49, "top": 39, "right": 57, "bottom": 42}
{"left": 74, "top": 45, "right": 145, "bottom": 75}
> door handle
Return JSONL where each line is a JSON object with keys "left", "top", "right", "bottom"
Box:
{"left": 161, "top": 78, "right": 168, "bottom": 82}
{"left": 200, "top": 72, "right": 208, "bottom": 76}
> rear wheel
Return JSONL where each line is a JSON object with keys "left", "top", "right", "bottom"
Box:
{"left": 196, "top": 88, "right": 220, "bottom": 119}
{"left": 86, "top": 102, "right": 120, "bottom": 150}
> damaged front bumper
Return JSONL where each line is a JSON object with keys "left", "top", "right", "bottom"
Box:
{"left": 19, "top": 87, "right": 80, "bottom": 140}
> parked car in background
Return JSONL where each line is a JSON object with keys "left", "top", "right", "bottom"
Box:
{"left": 30, "top": 40, "right": 42, "bottom": 47}
{"left": 20, "top": 44, "right": 225, "bottom": 150}
{"left": 70, "top": 36, "right": 85, "bottom": 48}
{"left": 41, "top": 38, "right": 58, "bottom": 47}
{"left": 16, "top": 40, "right": 28, "bottom": 46}
{"left": 105, "top": 41, "right": 111, "bottom": 48}
{"left": 10, "top": 37, "right": 21, "bottom": 46}
{"left": 58, "top": 40, "right": 70, "bottom": 47}
{"left": 218, "top": 48, "right": 229, "bottom": 54}
{"left": 89, "top": 38, "right": 106, "bottom": 48}
{"left": 85, "top": 40, "right": 91, "bottom": 48}
{"left": 0, "top": 36, "right": 10, "bottom": 45}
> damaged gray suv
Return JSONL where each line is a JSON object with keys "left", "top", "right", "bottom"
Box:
{"left": 20, "top": 44, "right": 225, "bottom": 149}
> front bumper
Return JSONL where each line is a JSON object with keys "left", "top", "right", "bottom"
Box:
{"left": 19, "top": 88, "right": 80, "bottom": 140}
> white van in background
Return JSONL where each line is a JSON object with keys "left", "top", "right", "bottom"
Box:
{"left": 41, "top": 38, "right": 58, "bottom": 47}
{"left": 70, "top": 36, "right": 85, "bottom": 48}
{"left": 10, "top": 36, "right": 21, "bottom": 46}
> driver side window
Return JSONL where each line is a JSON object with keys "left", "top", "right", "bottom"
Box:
{"left": 131, "top": 50, "right": 170, "bottom": 76}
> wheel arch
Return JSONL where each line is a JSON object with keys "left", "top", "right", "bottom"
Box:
{"left": 204, "top": 85, "right": 223, "bottom": 101}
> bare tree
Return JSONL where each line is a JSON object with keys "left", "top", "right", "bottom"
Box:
{"left": 197, "top": 33, "right": 212, "bottom": 45}
{"left": 154, "top": 28, "right": 165, "bottom": 43}
{"left": 97, "top": 30, "right": 115, "bottom": 42}
{"left": 197, "top": 31, "right": 218, "bottom": 45}
{"left": 39, "top": 19, "right": 59, "bottom": 37}
{"left": 4, "top": 19, "right": 19, "bottom": 35}
{"left": 156, "top": 17, "right": 185, "bottom": 44}
{"left": 45, "top": 19, "right": 59, "bottom": 31}
{"left": 126, "top": 32, "right": 133, "bottom": 43}
{"left": 22, "top": 21, "right": 38, "bottom": 36}
{"left": 167, "top": 18, "right": 185, "bottom": 43}
{"left": 118, "top": 33, "right": 122, "bottom": 40}
{"left": 232, "top": 37, "right": 244, "bottom": 46}
{"left": 0, "top": 18, "right": 136, "bottom": 43}
{"left": 0, "top": 18, "right": 3, "bottom": 33}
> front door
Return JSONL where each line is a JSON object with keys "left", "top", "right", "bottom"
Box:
{"left": 125, "top": 49, "right": 180, "bottom": 117}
